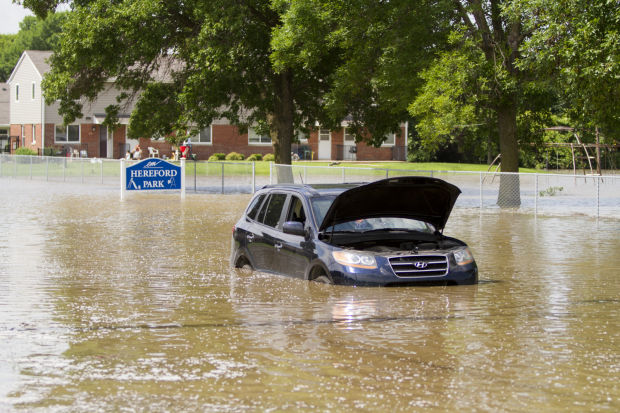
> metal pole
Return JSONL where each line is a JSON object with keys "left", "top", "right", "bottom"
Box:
{"left": 252, "top": 162, "right": 256, "bottom": 193}
{"left": 14, "top": 155, "right": 17, "bottom": 178}
{"left": 120, "top": 159, "right": 126, "bottom": 200}
{"left": 101, "top": 159, "right": 104, "bottom": 184}
{"left": 221, "top": 162, "right": 224, "bottom": 194}
{"left": 269, "top": 162, "right": 273, "bottom": 184}
{"left": 29, "top": 156, "right": 33, "bottom": 179}
{"left": 479, "top": 172, "right": 483, "bottom": 209}
{"left": 534, "top": 173, "right": 538, "bottom": 216}
{"left": 596, "top": 175, "right": 600, "bottom": 218}
{"left": 46, "top": 156, "right": 49, "bottom": 181}
{"left": 342, "top": 166, "right": 345, "bottom": 183}
{"left": 304, "top": 165, "right": 307, "bottom": 184}
{"left": 63, "top": 158, "right": 66, "bottom": 182}
{"left": 181, "top": 158, "right": 186, "bottom": 199}
{"left": 385, "top": 169, "right": 389, "bottom": 179}
{"left": 81, "top": 158, "right": 84, "bottom": 183}
{"left": 194, "top": 158, "right": 197, "bottom": 192}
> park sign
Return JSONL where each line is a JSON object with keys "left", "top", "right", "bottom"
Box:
{"left": 121, "top": 158, "right": 185, "bottom": 199}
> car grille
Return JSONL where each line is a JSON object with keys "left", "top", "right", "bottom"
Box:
{"left": 388, "top": 254, "right": 448, "bottom": 277}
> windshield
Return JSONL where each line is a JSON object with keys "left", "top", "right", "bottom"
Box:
{"left": 311, "top": 195, "right": 435, "bottom": 233}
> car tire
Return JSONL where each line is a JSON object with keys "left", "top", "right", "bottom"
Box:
{"left": 313, "top": 274, "right": 333, "bottom": 284}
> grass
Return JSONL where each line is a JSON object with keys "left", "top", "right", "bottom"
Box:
{"left": 1, "top": 156, "right": 545, "bottom": 179}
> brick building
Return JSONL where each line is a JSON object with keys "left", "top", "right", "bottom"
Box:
{"left": 7, "top": 50, "right": 407, "bottom": 161}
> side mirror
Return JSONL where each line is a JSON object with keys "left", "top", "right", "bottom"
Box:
{"left": 282, "top": 221, "right": 305, "bottom": 237}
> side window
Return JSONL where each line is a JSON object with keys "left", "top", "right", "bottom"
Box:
{"left": 260, "top": 193, "right": 287, "bottom": 228}
{"left": 246, "top": 194, "right": 266, "bottom": 220}
{"left": 286, "top": 196, "right": 307, "bottom": 225}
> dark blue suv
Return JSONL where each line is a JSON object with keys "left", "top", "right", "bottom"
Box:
{"left": 230, "top": 176, "right": 478, "bottom": 286}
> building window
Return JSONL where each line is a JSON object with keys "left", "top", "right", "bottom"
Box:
{"left": 15, "top": 84, "right": 19, "bottom": 102}
{"left": 55, "top": 124, "right": 80, "bottom": 143}
{"left": 32, "top": 125, "right": 36, "bottom": 144}
{"left": 31, "top": 82, "right": 35, "bottom": 100}
{"left": 198, "top": 126, "right": 212, "bottom": 144}
{"left": 249, "top": 128, "right": 271, "bottom": 144}
{"left": 319, "top": 128, "right": 331, "bottom": 141}
{"left": 344, "top": 128, "right": 354, "bottom": 142}
{"left": 382, "top": 133, "right": 395, "bottom": 146}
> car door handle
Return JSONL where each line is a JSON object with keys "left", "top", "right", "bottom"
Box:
{"left": 246, "top": 234, "right": 255, "bottom": 242}
{"left": 274, "top": 242, "right": 282, "bottom": 251}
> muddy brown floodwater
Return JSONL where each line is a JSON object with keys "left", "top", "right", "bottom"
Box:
{"left": 0, "top": 180, "right": 619, "bottom": 412}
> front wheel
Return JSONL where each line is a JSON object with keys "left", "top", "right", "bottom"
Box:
{"left": 312, "top": 274, "right": 333, "bottom": 284}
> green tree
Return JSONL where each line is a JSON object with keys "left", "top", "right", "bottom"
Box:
{"left": 0, "top": 12, "right": 68, "bottom": 82}
{"left": 272, "top": 0, "right": 452, "bottom": 144}
{"left": 22, "top": 0, "right": 335, "bottom": 168}
{"left": 509, "top": 0, "right": 619, "bottom": 139}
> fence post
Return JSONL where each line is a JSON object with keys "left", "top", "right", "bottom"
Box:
{"left": 221, "top": 162, "right": 225, "bottom": 194}
{"left": 269, "top": 162, "right": 273, "bottom": 185}
{"left": 181, "top": 158, "right": 186, "bottom": 200}
{"left": 252, "top": 162, "right": 256, "bottom": 193}
{"left": 534, "top": 173, "right": 538, "bottom": 216}
{"left": 596, "top": 175, "right": 600, "bottom": 218}
{"left": 120, "top": 159, "right": 126, "bottom": 200}
{"left": 479, "top": 172, "right": 483, "bottom": 209}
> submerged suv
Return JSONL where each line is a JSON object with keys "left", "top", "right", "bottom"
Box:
{"left": 230, "top": 176, "right": 477, "bottom": 286}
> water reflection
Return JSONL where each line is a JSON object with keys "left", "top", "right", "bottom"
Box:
{"left": 0, "top": 180, "right": 619, "bottom": 411}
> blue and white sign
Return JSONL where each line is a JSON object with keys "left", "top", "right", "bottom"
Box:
{"left": 126, "top": 158, "right": 181, "bottom": 190}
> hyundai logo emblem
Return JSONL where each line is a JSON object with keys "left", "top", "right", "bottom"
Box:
{"left": 414, "top": 261, "right": 428, "bottom": 269}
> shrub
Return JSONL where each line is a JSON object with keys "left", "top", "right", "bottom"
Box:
{"left": 246, "top": 153, "right": 263, "bottom": 162}
{"left": 15, "top": 147, "right": 37, "bottom": 156}
{"left": 225, "top": 152, "right": 245, "bottom": 161}
{"left": 208, "top": 153, "right": 226, "bottom": 161}
{"left": 263, "top": 153, "right": 275, "bottom": 162}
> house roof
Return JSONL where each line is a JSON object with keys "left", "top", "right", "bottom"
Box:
{"left": 0, "top": 83, "right": 9, "bottom": 125}
{"left": 7, "top": 50, "right": 53, "bottom": 83}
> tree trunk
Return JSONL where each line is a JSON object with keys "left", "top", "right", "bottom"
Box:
{"left": 496, "top": 102, "right": 521, "bottom": 207}
{"left": 273, "top": 70, "right": 295, "bottom": 183}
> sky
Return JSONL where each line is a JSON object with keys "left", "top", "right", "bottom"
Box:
{"left": 1, "top": 1, "right": 34, "bottom": 35}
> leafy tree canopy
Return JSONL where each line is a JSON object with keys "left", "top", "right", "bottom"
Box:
{"left": 23, "top": 0, "right": 338, "bottom": 164}
{"left": 507, "top": 0, "right": 620, "bottom": 138}
{"left": 0, "top": 12, "right": 68, "bottom": 82}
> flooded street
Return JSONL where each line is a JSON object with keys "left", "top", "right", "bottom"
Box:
{"left": 1, "top": 180, "right": 619, "bottom": 411}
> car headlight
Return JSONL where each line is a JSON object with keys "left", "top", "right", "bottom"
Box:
{"left": 453, "top": 247, "right": 474, "bottom": 265}
{"left": 332, "top": 250, "right": 377, "bottom": 269}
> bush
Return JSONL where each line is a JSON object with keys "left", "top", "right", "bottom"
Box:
{"left": 263, "top": 153, "right": 275, "bottom": 162}
{"left": 246, "top": 153, "right": 263, "bottom": 162}
{"left": 225, "top": 152, "right": 245, "bottom": 161}
{"left": 15, "top": 147, "right": 37, "bottom": 156}
{"left": 208, "top": 153, "right": 226, "bottom": 161}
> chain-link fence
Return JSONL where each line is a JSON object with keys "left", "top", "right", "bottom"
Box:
{"left": 271, "top": 163, "right": 620, "bottom": 219}
{"left": 1, "top": 155, "right": 618, "bottom": 218}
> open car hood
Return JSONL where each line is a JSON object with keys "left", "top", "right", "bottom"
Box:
{"left": 318, "top": 176, "right": 461, "bottom": 232}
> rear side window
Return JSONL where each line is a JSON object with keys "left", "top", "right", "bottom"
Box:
{"left": 259, "top": 193, "right": 287, "bottom": 228}
{"left": 246, "top": 194, "right": 266, "bottom": 220}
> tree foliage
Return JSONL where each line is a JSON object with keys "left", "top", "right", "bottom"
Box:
{"left": 0, "top": 12, "right": 68, "bottom": 82}
{"left": 508, "top": 0, "right": 620, "bottom": 137}
{"left": 25, "top": 0, "right": 335, "bottom": 165}
{"left": 272, "top": 0, "right": 453, "bottom": 145}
